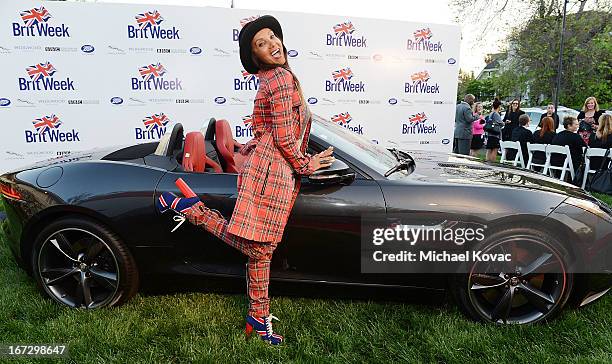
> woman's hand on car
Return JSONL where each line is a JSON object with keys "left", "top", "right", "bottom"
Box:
{"left": 311, "top": 146, "right": 335, "bottom": 171}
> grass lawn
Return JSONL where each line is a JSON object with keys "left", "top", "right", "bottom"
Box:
{"left": 0, "top": 197, "right": 610, "bottom": 363}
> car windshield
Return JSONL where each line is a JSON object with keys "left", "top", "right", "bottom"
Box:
{"left": 310, "top": 114, "right": 400, "bottom": 176}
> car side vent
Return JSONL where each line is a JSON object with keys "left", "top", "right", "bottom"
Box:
{"left": 437, "top": 163, "right": 493, "bottom": 171}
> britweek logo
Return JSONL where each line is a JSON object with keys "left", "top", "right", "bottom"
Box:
{"left": 234, "top": 70, "right": 259, "bottom": 91}
{"left": 233, "top": 16, "right": 260, "bottom": 41}
{"left": 128, "top": 10, "right": 180, "bottom": 39}
{"left": 331, "top": 112, "right": 363, "bottom": 134}
{"left": 131, "top": 63, "right": 183, "bottom": 91}
{"left": 404, "top": 71, "right": 440, "bottom": 94}
{"left": 135, "top": 113, "right": 170, "bottom": 140}
{"left": 402, "top": 112, "right": 437, "bottom": 135}
{"left": 407, "top": 27, "right": 443, "bottom": 52}
{"left": 25, "top": 114, "right": 80, "bottom": 143}
{"left": 325, "top": 67, "right": 365, "bottom": 93}
{"left": 13, "top": 6, "right": 70, "bottom": 38}
{"left": 235, "top": 115, "right": 253, "bottom": 138}
{"left": 18, "top": 62, "right": 75, "bottom": 91}
{"left": 326, "top": 21, "right": 367, "bottom": 47}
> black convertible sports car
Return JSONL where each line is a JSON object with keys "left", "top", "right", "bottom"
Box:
{"left": 1, "top": 116, "right": 610, "bottom": 324}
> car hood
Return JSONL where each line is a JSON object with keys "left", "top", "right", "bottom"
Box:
{"left": 4, "top": 146, "right": 125, "bottom": 174}
{"left": 394, "top": 150, "right": 595, "bottom": 200}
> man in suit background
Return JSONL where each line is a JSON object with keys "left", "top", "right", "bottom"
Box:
{"left": 511, "top": 114, "right": 533, "bottom": 165}
{"left": 453, "top": 94, "right": 478, "bottom": 155}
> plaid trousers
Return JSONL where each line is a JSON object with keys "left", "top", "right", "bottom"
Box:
{"left": 183, "top": 202, "right": 278, "bottom": 318}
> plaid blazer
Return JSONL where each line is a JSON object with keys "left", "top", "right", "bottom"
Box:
{"left": 227, "top": 67, "right": 314, "bottom": 243}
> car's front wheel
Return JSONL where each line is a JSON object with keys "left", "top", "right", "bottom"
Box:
{"left": 452, "top": 227, "right": 573, "bottom": 324}
{"left": 31, "top": 217, "right": 139, "bottom": 309}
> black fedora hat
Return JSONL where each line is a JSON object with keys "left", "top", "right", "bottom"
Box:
{"left": 239, "top": 15, "right": 287, "bottom": 74}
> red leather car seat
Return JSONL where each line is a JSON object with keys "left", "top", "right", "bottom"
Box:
{"left": 182, "top": 131, "right": 222, "bottom": 173}
{"left": 215, "top": 119, "right": 245, "bottom": 173}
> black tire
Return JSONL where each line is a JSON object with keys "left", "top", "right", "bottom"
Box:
{"left": 31, "top": 216, "right": 139, "bottom": 309}
{"left": 451, "top": 227, "right": 574, "bottom": 324}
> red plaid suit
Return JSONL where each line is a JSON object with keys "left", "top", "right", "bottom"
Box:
{"left": 227, "top": 66, "right": 314, "bottom": 243}
{"left": 183, "top": 66, "right": 313, "bottom": 317}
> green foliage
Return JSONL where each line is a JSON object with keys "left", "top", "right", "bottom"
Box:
{"left": 510, "top": 10, "right": 612, "bottom": 109}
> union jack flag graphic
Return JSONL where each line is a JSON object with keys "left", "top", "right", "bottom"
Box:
{"left": 139, "top": 63, "right": 166, "bottom": 81}
{"left": 241, "top": 70, "right": 257, "bottom": 82}
{"left": 135, "top": 10, "right": 163, "bottom": 30}
{"left": 409, "top": 112, "right": 428, "bottom": 124}
{"left": 20, "top": 7, "right": 51, "bottom": 27}
{"left": 413, "top": 28, "right": 432, "bottom": 42}
{"left": 26, "top": 62, "right": 57, "bottom": 81}
{"left": 331, "top": 112, "right": 352, "bottom": 125}
{"left": 242, "top": 115, "right": 253, "bottom": 128}
{"left": 142, "top": 113, "right": 170, "bottom": 131}
{"left": 332, "top": 67, "right": 353, "bottom": 82}
{"left": 333, "top": 21, "right": 355, "bottom": 36}
{"left": 240, "top": 15, "right": 260, "bottom": 28}
{"left": 411, "top": 71, "right": 430, "bottom": 83}
{"left": 32, "top": 114, "right": 62, "bottom": 134}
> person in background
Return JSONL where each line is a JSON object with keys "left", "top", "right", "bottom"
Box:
{"left": 502, "top": 98, "right": 525, "bottom": 141}
{"left": 454, "top": 94, "right": 478, "bottom": 155}
{"left": 577, "top": 96, "right": 604, "bottom": 145}
{"left": 511, "top": 114, "right": 533, "bottom": 165}
{"left": 552, "top": 116, "right": 586, "bottom": 173}
{"left": 470, "top": 102, "right": 485, "bottom": 157}
{"left": 588, "top": 113, "right": 612, "bottom": 168}
{"left": 538, "top": 104, "right": 560, "bottom": 130}
{"left": 530, "top": 116, "right": 556, "bottom": 166}
{"left": 485, "top": 98, "right": 504, "bottom": 162}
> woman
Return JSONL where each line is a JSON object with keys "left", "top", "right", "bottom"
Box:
{"left": 588, "top": 114, "right": 612, "bottom": 168}
{"left": 577, "top": 96, "right": 605, "bottom": 145}
{"left": 470, "top": 102, "right": 485, "bottom": 157}
{"left": 552, "top": 116, "right": 586, "bottom": 174}
{"left": 501, "top": 99, "right": 525, "bottom": 141}
{"left": 157, "top": 16, "right": 334, "bottom": 345}
{"left": 533, "top": 116, "right": 556, "bottom": 145}
{"left": 485, "top": 98, "right": 504, "bottom": 162}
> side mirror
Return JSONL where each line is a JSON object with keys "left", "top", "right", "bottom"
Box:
{"left": 308, "top": 159, "right": 355, "bottom": 185}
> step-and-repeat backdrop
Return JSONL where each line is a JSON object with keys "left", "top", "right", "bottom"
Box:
{"left": 0, "top": 1, "right": 460, "bottom": 172}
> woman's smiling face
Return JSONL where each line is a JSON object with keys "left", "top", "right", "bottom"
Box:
{"left": 251, "top": 28, "right": 285, "bottom": 67}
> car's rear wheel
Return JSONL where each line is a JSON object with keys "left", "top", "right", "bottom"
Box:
{"left": 31, "top": 217, "right": 139, "bottom": 309}
{"left": 452, "top": 227, "right": 573, "bottom": 324}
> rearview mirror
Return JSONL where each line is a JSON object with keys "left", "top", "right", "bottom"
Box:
{"left": 308, "top": 159, "right": 355, "bottom": 185}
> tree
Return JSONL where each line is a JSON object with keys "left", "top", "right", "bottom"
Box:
{"left": 509, "top": 9, "right": 611, "bottom": 109}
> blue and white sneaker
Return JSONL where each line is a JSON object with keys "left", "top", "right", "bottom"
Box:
{"left": 245, "top": 314, "right": 284, "bottom": 345}
{"left": 157, "top": 191, "right": 200, "bottom": 214}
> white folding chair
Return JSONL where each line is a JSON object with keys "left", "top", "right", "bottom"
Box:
{"left": 500, "top": 141, "right": 524, "bottom": 168}
{"left": 581, "top": 147, "right": 611, "bottom": 189}
{"left": 526, "top": 142, "right": 547, "bottom": 173}
{"left": 545, "top": 145, "right": 575, "bottom": 182}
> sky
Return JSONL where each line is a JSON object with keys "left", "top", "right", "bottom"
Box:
{"left": 76, "top": 0, "right": 495, "bottom": 74}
